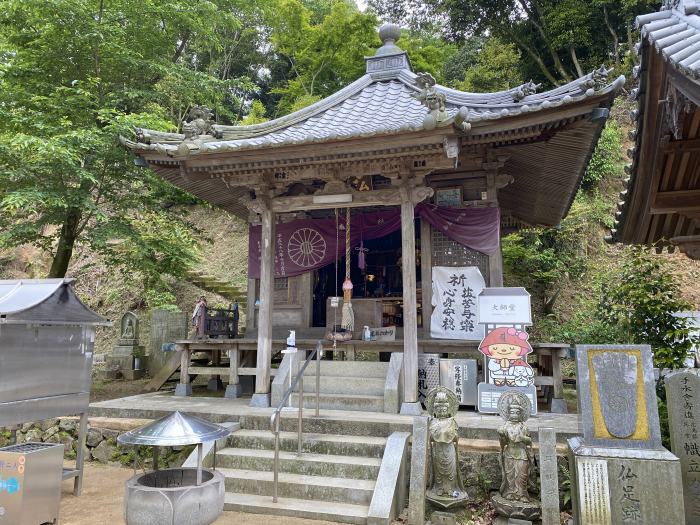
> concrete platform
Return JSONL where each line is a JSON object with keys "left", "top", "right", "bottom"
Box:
{"left": 89, "top": 392, "right": 580, "bottom": 442}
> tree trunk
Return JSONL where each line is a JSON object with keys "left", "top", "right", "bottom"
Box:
{"left": 570, "top": 45, "right": 584, "bottom": 77}
{"left": 517, "top": 0, "right": 572, "bottom": 82}
{"left": 602, "top": 5, "right": 620, "bottom": 67}
{"left": 510, "top": 32, "right": 560, "bottom": 85}
{"left": 48, "top": 207, "right": 82, "bottom": 278}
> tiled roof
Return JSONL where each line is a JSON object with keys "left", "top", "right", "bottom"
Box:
{"left": 124, "top": 67, "right": 624, "bottom": 157}
{"left": 635, "top": 0, "right": 700, "bottom": 80}
{"left": 610, "top": 1, "right": 700, "bottom": 246}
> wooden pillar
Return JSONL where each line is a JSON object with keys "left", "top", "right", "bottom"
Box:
{"left": 488, "top": 244, "right": 504, "bottom": 287}
{"left": 252, "top": 199, "right": 274, "bottom": 407}
{"left": 175, "top": 344, "right": 192, "bottom": 396}
{"left": 400, "top": 182, "right": 432, "bottom": 415}
{"left": 420, "top": 218, "right": 433, "bottom": 337}
{"left": 225, "top": 345, "right": 241, "bottom": 398}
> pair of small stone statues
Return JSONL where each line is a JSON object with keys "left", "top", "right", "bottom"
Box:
{"left": 426, "top": 387, "right": 540, "bottom": 521}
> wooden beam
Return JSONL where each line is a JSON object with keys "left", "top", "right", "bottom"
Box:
{"left": 271, "top": 188, "right": 405, "bottom": 212}
{"left": 663, "top": 138, "right": 700, "bottom": 152}
{"left": 650, "top": 190, "right": 700, "bottom": 214}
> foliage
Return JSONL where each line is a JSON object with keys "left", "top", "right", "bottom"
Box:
{"left": 459, "top": 38, "right": 522, "bottom": 92}
{"left": 0, "top": 0, "right": 255, "bottom": 285}
{"left": 583, "top": 120, "right": 624, "bottom": 191}
{"left": 369, "top": 0, "right": 662, "bottom": 86}
{"left": 240, "top": 100, "right": 269, "bottom": 125}
{"left": 266, "top": 0, "right": 377, "bottom": 115}
{"left": 559, "top": 460, "right": 572, "bottom": 510}
{"left": 599, "top": 247, "right": 700, "bottom": 369}
{"left": 502, "top": 191, "right": 611, "bottom": 317}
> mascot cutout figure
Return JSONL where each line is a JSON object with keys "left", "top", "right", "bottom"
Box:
{"left": 479, "top": 327, "right": 535, "bottom": 387}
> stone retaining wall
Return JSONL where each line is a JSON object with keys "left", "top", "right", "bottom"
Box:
{"left": 0, "top": 417, "right": 192, "bottom": 468}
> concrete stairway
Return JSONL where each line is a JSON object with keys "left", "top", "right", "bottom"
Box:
{"left": 289, "top": 360, "right": 390, "bottom": 413}
{"left": 219, "top": 418, "right": 387, "bottom": 524}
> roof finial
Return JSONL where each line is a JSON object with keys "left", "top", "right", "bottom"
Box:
{"left": 375, "top": 23, "right": 403, "bottom": 57}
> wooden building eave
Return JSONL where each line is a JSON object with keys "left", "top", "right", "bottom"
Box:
{"left": 613, "top": 2, "right": 700, "bottom": 257}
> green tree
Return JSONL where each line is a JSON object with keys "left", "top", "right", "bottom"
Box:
{"left": 0, "top": 0, "right": 254, "bottom": 281}
{"left": 266, "top": 0, "right": 377, "bottom": 114}
{"left": 459, "top": 38, "right": 522, "bottom": 92}
{"left": 599, "top": 247, "right": 699, "bottom": 369}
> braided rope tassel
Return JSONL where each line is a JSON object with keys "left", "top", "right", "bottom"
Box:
{"left": 341, "top": 207, "right": 354, "bottom": 332}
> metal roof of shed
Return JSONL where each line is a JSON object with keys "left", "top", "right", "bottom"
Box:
{"left": 0, "top": 279, "right": 110, "bottom": 326}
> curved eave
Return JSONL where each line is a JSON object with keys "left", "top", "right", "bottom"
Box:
{"left": 122, "top": 74, "right": 624, "bottom": 160}
{"left": 612, "top": 5, "right": 700, "bottom": 248}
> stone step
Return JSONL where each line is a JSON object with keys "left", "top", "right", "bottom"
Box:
{"left": 229, "top": 429, "right": 386, "bottom": 458}
{"left": 290, "top": 392, "right": 384, "bottom": 412}
{"left": 217, "top": 448, "right": 381, "bottom": 479}
{"left": 224, "top": 493, "right": 369, "bottom": 525}
{"left": 220, "top": 468, "right": 375, "bottom": 505}
{"left": 238, "top": 413, "right": 411, "bottom": 437}
{"left": 293, "top": 375, "right": 385, "bottom": 396}
{"left": 304, "top": 360, "right": 389, "bottom": 378}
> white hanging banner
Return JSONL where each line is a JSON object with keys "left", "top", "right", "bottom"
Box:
{"left": 431, "top": 266, "right": 486, "bottom": 340}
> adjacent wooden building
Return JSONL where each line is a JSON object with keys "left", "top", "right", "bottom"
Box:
{"left": 124, "top": 24, "right": 624, "bottom": 410}
{"left": 612, "top": 0, "right": 700, "bottom": 258}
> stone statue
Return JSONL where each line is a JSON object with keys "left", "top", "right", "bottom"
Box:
{"left": 120, "top": 312, "right": 138, "bottom": 343}
{"left": 413, "top": 72, "right": 448, "bottom": 131}
{"left": 492, "top": 391, "right": 541, "bottom": 521}
{"left": 123, "top": 318, "right": 134, "bottom": 339}
{"left": 426, "top": 386, "right": 469, "bottom": 510}
{"left": 513, "top": 80, "right": 541, "bottom": 102}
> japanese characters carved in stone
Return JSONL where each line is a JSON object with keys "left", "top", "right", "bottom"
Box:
{"left": 426, "top": 386, "right": 469, "bottom": 510}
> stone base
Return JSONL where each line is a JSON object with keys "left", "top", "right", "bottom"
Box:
{"left": 100, "top": 368, "right": 121, "bottom": 380}
{"left": 207, "top": 377, "right": 224, "bottom": 392}
{"left": 493, "top": 518, "right": 533, "bottom": 525}
{"left": 224, "top": 384, "right": 243, "bottom": 399}
{"left": 106, "top": 355, "right": 133, "bottom": 372}
{"left": 427, "top": 510, "right": 457, "bottom": 525}
{"left": 400, "top": 401, "right": 423, "bottom": 415}
{"left": 491, "top": 493, "right": 541, "bottom": 521}
{"left": 175, "top": 384, "right": 192, "bottom": 397}
{"left": 122, "top": 368, "right": 145, "bottom": 381}
{"left": 568, "top": 437, "right": 684, "bottom": 525}
{"left": 426, "top": 489, "right": 470, "bottom": 511}
{"left": 550, "top": 398, "right": 568, "bottom": 414}
{"left": 249, "top": 393, "right": 271, "bottom": 408}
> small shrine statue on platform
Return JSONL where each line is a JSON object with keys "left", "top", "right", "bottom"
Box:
{"left": 492, "top": 391, "right": 541, "bottom": 521}
{"left": 426, "top": 386, "right": 469, "bottom": 510}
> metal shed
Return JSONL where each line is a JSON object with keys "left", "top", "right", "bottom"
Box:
{"left": 0, "top": 278, "right": 110, "bottom": 495}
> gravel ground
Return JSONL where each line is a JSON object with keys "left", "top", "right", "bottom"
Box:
{"left": 59, "top": 462, "right": 343, "bottom": 525}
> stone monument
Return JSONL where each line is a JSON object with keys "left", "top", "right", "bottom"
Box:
{"left": 107, "top": 311, "right": 145, "bottom": 380}
{"left": 492, "top": 391, "right": 541, "bottom": 523}
{"left": 666, "top": 369, "right": 700, "bottom": 524}
{"left": 568, "top": 345, "right": 685, "bottom": 525}
{"left": 425, "top": 386, "right": 469, "bottom": 511}
{"left": 538, "top": 428, "right": 560, "bottom": 525}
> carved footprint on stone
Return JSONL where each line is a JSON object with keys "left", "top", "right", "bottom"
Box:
{"left": 592, "top": 352, "right": 638, "bottom": 438}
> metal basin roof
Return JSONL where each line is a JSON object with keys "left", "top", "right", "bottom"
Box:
{"left": 117, "top": 411, "right": 231, "bottom": 446}
{"left": 0, "top": 279, "right": 109, "bottom": 326}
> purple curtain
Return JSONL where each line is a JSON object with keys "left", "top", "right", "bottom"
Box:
{"left": 248, "top": 205, "right": 499, "bottom": 278}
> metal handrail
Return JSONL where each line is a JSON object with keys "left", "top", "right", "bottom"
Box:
{"left": 270, "top": 340, "right": 322, "bottom": 503}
